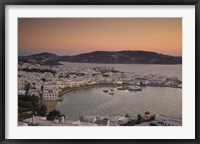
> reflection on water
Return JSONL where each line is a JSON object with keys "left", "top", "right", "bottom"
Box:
{"left": 56, "top": 86, "right": 182, "bottom": 120}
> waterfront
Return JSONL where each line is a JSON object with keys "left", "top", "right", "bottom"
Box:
{"left": 18, "top": 61, "right": 182, "bottom": 123}
{"left": 56, "top": 86, "right": 182, "bottom": 120}
{"left": 60, "top": 62, "right": 182, "bottom": 80}
{"left": 18, "top": 18, "right": 183, "bottom": 126}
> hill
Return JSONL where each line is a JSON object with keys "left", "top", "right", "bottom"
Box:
{"left": 19, "top": 51, "right": 182, "bottom": 65}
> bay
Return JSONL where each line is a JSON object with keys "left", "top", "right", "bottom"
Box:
{"left": 56, "top": 86, "right": 182, "bottom": 120}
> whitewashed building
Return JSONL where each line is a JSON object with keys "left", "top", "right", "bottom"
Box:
{"left": 163, "top": 119, "right": 182, "bottom": 126}
{"left": 18, "top": 90, "right": 26, "bottom": 95}
{"left": 29, "top": 89, "right": 40, "bottom": 96}
{"left": 155, "top": 114, "right": 182, "bottom": 126}
{"left": 81, "top": 115, "right": 96, "bottom": 123}
{"left": 105, "top": 114, "right": 130, "bottom": 125}
{"left": 43, "top": 89, "right": 59, "bottom": 100}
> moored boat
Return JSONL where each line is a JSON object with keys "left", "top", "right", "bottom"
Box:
{"left": 109, "top": 92, "right": 114, "bottom": 95}
{"left": 128, "top": 86, "right": 142, "bottom": 91}
{"left": 103, "top": 90, "right": 108, "bottom": 93}
{"left": 117, "top": 86, "right": 128, "bottom": 90}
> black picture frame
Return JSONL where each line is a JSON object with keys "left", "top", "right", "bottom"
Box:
{"left": 0, "top": 0, "right": 199, "bottom": 143}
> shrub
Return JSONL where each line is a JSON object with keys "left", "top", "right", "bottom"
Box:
{"left": 149, "top": 123, "right": 157, "bottom": 126}
{"left": 47, "top": 110, "right": 62, "bottom": 120}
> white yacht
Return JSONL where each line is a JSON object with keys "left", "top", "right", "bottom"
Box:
{"left": 109, "top": 92, "right": 114, "bottom": 95}
{"left": 128, "top": 86, "right": 142, "bottom": 91}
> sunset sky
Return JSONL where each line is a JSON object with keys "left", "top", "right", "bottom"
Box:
{"left": 18, "top": 18, "right": 182, "bottom": 56}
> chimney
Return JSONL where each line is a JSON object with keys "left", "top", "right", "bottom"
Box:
{"left": 77, "top": 120, "right": 80, "bottom": 126}
{"left": 32, "top": 115, "right": 36, "bottom": 124}
{"left": 107, "top": 120, "right": 110, "bottom": 126}
{"left": 61, "top": 116, "right": 65, "bottom": 123}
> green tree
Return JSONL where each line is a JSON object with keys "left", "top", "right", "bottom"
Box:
{"left": 125, "top": 113, "right": 131, "bottom": 118}
{"left": 24, "top": 83, "right": 31, "bottom": 95}
{"left": 41, "top": 78, "right": 46, "bottom": 82}
{"left": 137, "top": 114, "right": 142, "bottom": 124}
{"left": 30, "top": 95, "right": 39, "bottom": 107}
{"left": 39, "top": 92, "right": 43, "bottom": 100}
{"left": 149, "top": 123, "right": 157, "bottom": 126}
{"left": 47, "top": 110, "right": 62, "bottom": 120}
{"left": 41, "top": 85, "right": 44, "bottom": 93}
{"left": 37, "top": 105, "right": 47, "bottom": 116}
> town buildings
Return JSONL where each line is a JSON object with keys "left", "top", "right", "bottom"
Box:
{"left": 18, "top": 62, "right": 182, "bottom": 126}
{"left": 18, "top": 62, "right": 182, "bottom": 100}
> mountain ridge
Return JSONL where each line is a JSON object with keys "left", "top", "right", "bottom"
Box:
{"left": 19, "top": 50, "right": 182, "bottom": 65}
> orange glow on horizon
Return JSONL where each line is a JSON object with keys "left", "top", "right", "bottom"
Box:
{"left": 18, "top": 18, "right": 182, "bottom": 56}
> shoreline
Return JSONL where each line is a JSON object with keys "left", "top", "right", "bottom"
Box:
{"left": 44, "top": 83, "right": 117, "bottom": 111}
{"left": 59, "top": 61, "right": 182, "bottom": 66}
{"left": 44, "top": 83, "right": 181, "bottom": 112}
{"left": 58, "top": 83, "right": 181, "bottom": 98}
{"left": 58, "top": 83, "right": 120, "bottom": 97}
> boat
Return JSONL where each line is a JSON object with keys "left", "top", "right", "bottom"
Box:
{"left": 110, "top": 89, "right": 114, "bottom": 91}
{"left": 128, "top": 86, "right": 142, "bottom": 91}
{"left": 57, "top": 97, "right": 63, "bottom": 101}
{"left": 103, "top": 90, "right": 108, "bottom": 93}
{"left": 109, "top": 92, "right": 114, "bottom": 95}
{"left": 117, "top": 86, "right": 128, "bottom": 90}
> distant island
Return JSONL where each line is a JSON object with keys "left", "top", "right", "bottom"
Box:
{"left": 18, "top": 50, "right": 182, "bottom": 65}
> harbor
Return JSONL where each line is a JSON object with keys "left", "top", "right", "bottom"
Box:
{"left": 56, "top": 86, "right": 181, "bottom": 120}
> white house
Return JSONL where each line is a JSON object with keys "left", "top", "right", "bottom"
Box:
{"left": 81, "top": 115, "right": 96, "bottom": 123}
{"left": 18, "top": 90, "right": 26, "bottom": 95}
{"left": 117, "top": 116, "right": 130, "bottom": 125}
{"left": 29, "top": 89, "right": 40, "bottom": 96}
{"left": 163, "top": 119, "right": 182, "bottom": 126}
{"left": 43, "top": 84, "right": 59, "bottom": 90}
{"left": 134, "top": 77, "right": 148, "bottom": 85}
{"left": 43, "top": 89, "right": 59, "bottom": 100}
{"left": 105, "top": 114, "right": 130, "bottom": 125}
{"left": 35, "top": 83, "right": 42, "bottom": 91}
{"left": 155, "top": 114, "right": 182, "bottom": 126}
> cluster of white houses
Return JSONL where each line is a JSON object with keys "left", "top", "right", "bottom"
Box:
{"left": 18, "top": 63, "right": 182, "bottom": 101}
{"left": 135, "top": 113, "right": 182, "bottom": 126}
{"left": 80, "top": 114, "right": 131, "bottom": 126}
{"left": 20, "top": 113, "right": 182, "bottom": 126}
{"left": 18, "top": 62, "right": 182, "bottom": 126}
{"left": 154, "top": 114, "right": 182, "bottom": 126}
